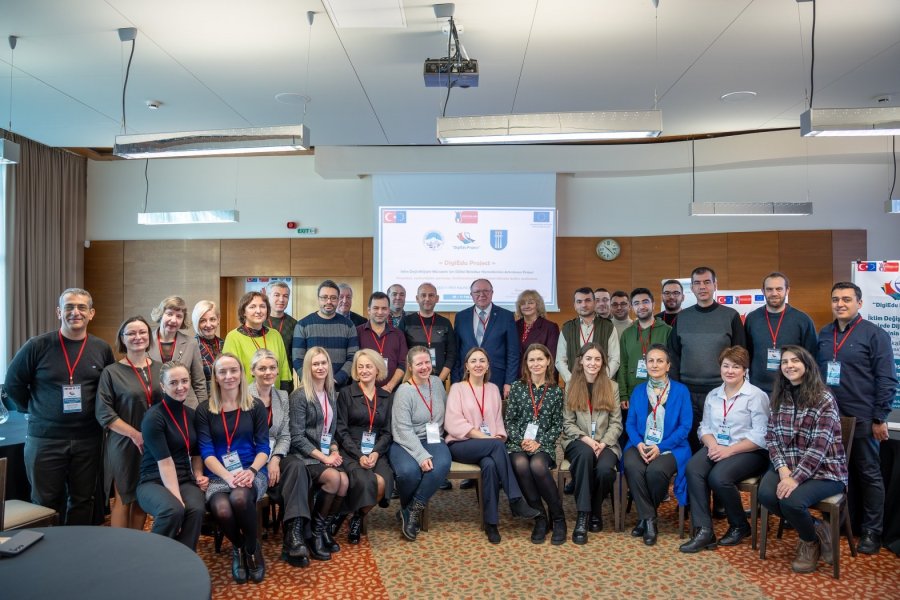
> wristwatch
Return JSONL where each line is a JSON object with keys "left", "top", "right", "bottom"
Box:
{"left": 248, "top": 466, "right": 258, "bottom": 474}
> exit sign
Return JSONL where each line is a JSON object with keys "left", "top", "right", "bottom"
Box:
{"left": 296, "top": 227, "right": 318, "bottom": 235}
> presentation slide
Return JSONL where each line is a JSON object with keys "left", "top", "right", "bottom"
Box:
{"left": 377, "top": 207, "right": 557, "bottom": 312}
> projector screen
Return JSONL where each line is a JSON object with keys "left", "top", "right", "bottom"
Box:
{"left": 376, "top": 206, "right": 557, "bottom": 312}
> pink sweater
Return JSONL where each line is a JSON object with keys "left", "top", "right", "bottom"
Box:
{"left": 444, "top": 381, "right": 508, "bottom": 442}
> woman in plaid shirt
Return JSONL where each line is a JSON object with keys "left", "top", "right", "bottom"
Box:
{"left": 759, "top": 345, "right": 848, "bottom": 574}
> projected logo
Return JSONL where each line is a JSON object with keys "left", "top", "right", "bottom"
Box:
{"left": 882, "top": 277, "right": 900, "bottom": 300}
{"left": 455, "top": 210, "right": 478, "bottom": 224}
{"left": 423, "top": 231, "right": 444, "bottom": 250}
{"left": 456, "top": 232, "right": 475, "bottom": 244}
{"left": 490, "top": 230, "right": 508, "bottom": 250}
{"left": 533, "top": 211, "right": 550, "bottom": 223}
{"left": 383, "top": 211, "right": 406, "bottom": 223}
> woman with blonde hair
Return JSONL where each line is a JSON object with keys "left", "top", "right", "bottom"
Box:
{"left": 149, "top": 295, "right": 206, "bottom": 408}
{"left": 289, "top": 346, "right": 348, "bottom": 561}
{"left": 514, "top": 290, "right": 560, "bottom": 361}
{"left": 561, "top": 343, "right": 622, "bottom": 544}
{"left": 191, "top": 300, "right": 223, "bottom": 394}
{"left": 196, "top": 353, "right": 270, "bottom": 584}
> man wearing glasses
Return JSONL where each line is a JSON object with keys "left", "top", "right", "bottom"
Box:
{"left": 609, "top": 290, "right": 634, "bottom": 337}
{"left": 292, "top": 279, "right": 359, "bottom": 389}
{"left": 655, "top": 280, "right": 684, "bottom": 327}
{"left": 5, "top": 288, "right": 115, "bottom": 524}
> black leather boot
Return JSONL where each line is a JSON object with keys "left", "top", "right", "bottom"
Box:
{"left": 643, "top": 517, "right": 658, "bottom": 546}
{"left": 282, "top": 517, "right": 310, "bottom": 566}
{"left": 348, "top": 512, "right": 364, "bottom": 544}
{"left": 551, "top": 517, "right": 567, "bottom": 546}
{"left": 402, "top": 499, "right": 426, "bottom": 541}
{"left": 231, "top": 546, "right": 248, "bottom": 584}
{"left": 309, "top": 492, "right": 336, "bottom": 561}
{"left": 572, "top": 512, "right": 589, "bottom": 545}
{"left": 244, "top": 542, "right": 265, "bottom": 584}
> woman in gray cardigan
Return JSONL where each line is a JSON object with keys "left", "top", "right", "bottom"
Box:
{"left": 288, "top": 346, "right": 348, "bottom": 562}
{"left": 149, "top": 295, "right": 207, "bottom": 409}
{"left": 249, "top": 349, "right": 311, "bottom": 568}
{"left": 561, "top": 343, "right": 622, "bottom": 544}
{"left": 389, "top": 346, "right": 452, "bottom": 541}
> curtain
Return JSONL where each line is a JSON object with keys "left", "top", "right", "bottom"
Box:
{"left": 2, "top": 128, "right": 87, "bottom": 357}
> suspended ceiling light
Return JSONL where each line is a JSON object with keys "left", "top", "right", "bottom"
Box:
{"left": 114, "top": 125, "right": 310, "bottom": 159}
{"left": 437, "top": 111, "right": 662, "bottom": 144}
{"left": 0, "top": 138, "right": 19, "bottom": 164}
{"left": 137, "top": 210, "right": 239, "bottom": 225}
{"left": 801, "top": 107, "right": 900, "bottom": 137}
{"left": 689, "top": 202, "right": 813, "bottom": 216}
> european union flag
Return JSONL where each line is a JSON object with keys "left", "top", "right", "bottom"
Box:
{"left": 533, "top": 211, "right": 550, "bottom": 223}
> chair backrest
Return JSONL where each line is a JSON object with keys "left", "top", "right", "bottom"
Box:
{"left": 839, "top": 416, "right": 857, "bottom": 463}
{"left": 0, "top": 457, "right": 7, "bottom": 531}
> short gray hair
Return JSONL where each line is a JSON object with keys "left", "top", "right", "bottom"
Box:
{"left": 59, "top": 288, "right": 93, "bottom": 308}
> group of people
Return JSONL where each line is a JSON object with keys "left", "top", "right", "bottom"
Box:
{"left": 4, "top": 267, "right": 895, "bottom": 581}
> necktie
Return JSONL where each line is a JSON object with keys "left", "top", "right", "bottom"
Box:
{"left": 476, "top": 309, "right": 486, "bottom": 345}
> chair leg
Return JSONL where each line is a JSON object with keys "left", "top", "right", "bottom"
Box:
{"left": 842, "top": 503, "right": 857, "bottom": 557}
{"left": 830, "top": 507, "right": 840, "bottom": 579}
{"left": 678, "top": 504, "right": 686, "bottom": 539}
{"left": 750, "top": 487, "right": 758, "bottom": 550}
{"left": 613, "top": 472, "right": 622, "bottom": 533}
{"left": 776, "top": 517, "right": 785, "bottom": 539}
{"left": 759, "top": 506, "right": 768, "bottom": 559}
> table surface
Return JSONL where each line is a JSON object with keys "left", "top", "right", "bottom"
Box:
{"left": 0, "top": 526, "right": 211, "bottom": 600}
{"left": 0, "top": 411, "right": 27, "bottom": 448}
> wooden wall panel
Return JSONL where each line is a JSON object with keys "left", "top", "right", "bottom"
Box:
{"left": 362, "top": 239, "right": 374, "bottom": 303}
{"left": 123, "top": 240, "right": 221, "bottom": 333}
{"left": 680, "top": 233, "right": 729, "bottom": 288}
{"left": 778, "top": 230, "right": 832, "bottom": 329}
{"left": 84, "top": 241, "right": 124, "bottom": 350}
{"left": 831, "top": 230, "right": 867, "bottom": 283}
{"left": 727, "top": 232, "right": 780, "bottom": 290}
{"left": 220, "top": 239, "right": 290, "bottom": 276}
{"left": 291, "top": 238, "right": 363, "bottom": 277}
{"left": 631, "top": 235, "right": 680, "bottom": 295}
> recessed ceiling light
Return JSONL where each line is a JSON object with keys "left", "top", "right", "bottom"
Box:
{"left": 720, "top": 91, "right": 758, "bottom": 102}
{"left": 145, "top": 99, "right": 162, "bottom": 110}
{"left": 275, "top": 92, "right": 311, "bottom": 105}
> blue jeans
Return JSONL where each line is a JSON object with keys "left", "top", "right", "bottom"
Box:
{"left": 389, "top": 440, "right": 452, "bottom": 507}
{"left": 449, "top": 438, "right": 524, "bottom": 525}
{"left": 758, "top": 468, "right": 844, "bottom": 542}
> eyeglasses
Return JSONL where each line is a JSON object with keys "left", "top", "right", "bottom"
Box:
{"left": 662, "top": 291, "right": 682, "bottom": 297}
{"left": 610, "top": 302, "right": 629, "bottom": 308}
{"left": 318, "top": 295, "right": 339, "bottom": 302}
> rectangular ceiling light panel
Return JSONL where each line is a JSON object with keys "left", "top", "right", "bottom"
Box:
{"left": 114, "top": 125, "right": 309, "bottom": 159}
{"left": 801, "top": 107, "right": 900, "bottom": 137}
{"left": 437, "top": 111, "right": 663, "bottom": 144}
{"left": 137, "top": 210, "right": 240, "bottom": 225}
{"left": 689, "top": 202, "right": 813, "bottom": 216}
{"left": 322, "top": 0, "right": 407, "bottom": 28}
{"left": 0, "top": 138, "right": 20, "bottom": 164}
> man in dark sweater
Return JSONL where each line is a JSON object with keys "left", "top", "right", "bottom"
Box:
{"left": 4, "top": 288, "right": 115, "bottom": 524}
{"left": 667, "top": 267, "right": 746, "bottom": 453}
{"left": 655, "top": 279, "right": 684, "bottom": 327}
{"left": 744, "top": 272, "right": 817, "bottom": 393}
{"left": 816, "top": 282, "right": 897, "bottom": 554}
{"left": 399, "top": 282, "right": 457, "bottom": 384}
{"left": 266, "top": 280, "right": 298, "bottom": 363}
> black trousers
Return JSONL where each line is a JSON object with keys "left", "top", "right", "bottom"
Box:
{"left": 24, "top": 435, "right": 101, "bottom": 525}
{"left": 564, "top": 440, "right": 618, "bottom": 514}
{"left": 685, "top": 447, "right": 768, "bottom": 529}
{"left": 136, "top": 480, "right": 206, "bottom": 550}
{"left": 623, "top": 446, "right": 676, "bottom": 520}
{"left": 848, "top": 427, "right": 886, "bottom": 535}
{"left": 270, "top": 454, "right": 311, "bottom": 522}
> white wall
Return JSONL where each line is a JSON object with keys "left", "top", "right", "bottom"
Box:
{"left": 87, "top": 130, "right": 898, "bottom": 258}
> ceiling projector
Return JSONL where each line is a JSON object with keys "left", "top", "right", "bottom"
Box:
{"left": 424, "top": 58, "right": 479, "bottom": 88}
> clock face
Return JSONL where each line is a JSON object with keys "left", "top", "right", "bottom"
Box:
{"left": 596, "top": 238, "right": 620, "bottom": 261}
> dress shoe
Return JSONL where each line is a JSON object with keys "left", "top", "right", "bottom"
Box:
{"left": 679, "top": 526, "right": 717, "bottom": 553}
{"left": 509, "top": 497, "right": 541, "bottom": 519}
{"left": 551, "top": 518, "right": 567, "bottom": 545}
{"left": 459, "top": 478, "right": 475, "bottom": 489}
{"left": 245, "top": 544, "right": 265, "bottom": 584}
{"left": 564, "top": 480, "right": 575, "bottom": 495}
{"left": 643, "top": 518, "right": 658, "bottom": 546}
{"left": 791, "top": 539, "right": 820, "bottom": 573}
{"left": 813, "top": 519, "right": 833, "bottom": 564}
{"left": 718, "top": 524, "right": 751, "bottom": 547}
{"left": 231, "top": 547, "right": 248, "bottom": 584}
{"left": 348, "top": 514, "right": 363, "bottom": 544}
{"left": 588, "top": 514, "right": 602, "bottom": 533}
{"left": 485, "top": 524, "right": 501, "bottom": 544}
{"left": 857, "top": 530, "right": 882, "bottom": 555}
{"left": 439, "top": 479, "right": 453, "bottom": 491}
{"left": 531, "top": 515, "right": 548, "bottom": 544}
{"left": 631, "top": 519, "right": 647, "bottom": 537}
{"left": 572, "top": 512, "right": 589, "bottom": 545}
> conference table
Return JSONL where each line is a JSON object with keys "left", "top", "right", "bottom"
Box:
{"left": 0, "top": 526, "right": 211, "bottom": 599}
{"left": 0, "top": 410, "right": 29, "bottom": 501}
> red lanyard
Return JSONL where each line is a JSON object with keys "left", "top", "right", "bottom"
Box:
{"left": 765, "top": 308, "right": 787, "bottom": 348}
{"left": 369, "top": 329, "right": 387, "bottom": 355}
{"left": 266, "top": 403, "right": 273, "bottom": 427}
{"left": 267, "top": 317, "right": 285, "bottom": 334}
{"left": 832, "top": 315, "right": 861, "bottom": 360}
{"left": 199, "top": 336, "right": 221, "bottom": 366}
{"left": 650, "top": 381, "right": 669, "bottom": 423}
{"left": 418, "top": 314, "right": 435, "bottom": 346}
{"left": 412, "top": 379, "right": 434, "bottom": 420}
{"left": 528, "top": 382, "right": 548, "bottom": 421}
{"left": 521, "top": 320, "right": 534, "bottom": 345}
{"left": 221, "top": 408, "right": 241, "bottom": 453}
{"left": 467, "top": 381, "right": 486, "bottom": 420}
{"left": 58, "top": 331, "right": 88, "bottom": 385}
{"left": 362, "top": 387, "right": 378, "bottom": 432}
{"left": 722, "top": 390, "right": 740, "bottom": 424}
{"left": 125, "top": 357, "right": 153, "bottom": 406}
{"left": 162, "top": 399, "right": 191, "bottom": 457}
{"left": 579, "top": 320, "right": 594, "bottom": 346}
{"left": 477, "top": 311, "right": 490, "bottom": 333}
{"left": 317, "top": 390, "right": 330, "bottom": 430}
{"left": 157, "top": 334, "right": 177, "bottom": 362}
{"left": 636, "top": 321, "right": 655, "bottom": 357}
{"left": 250, "top": 333, "right": 267, "bottom": 351}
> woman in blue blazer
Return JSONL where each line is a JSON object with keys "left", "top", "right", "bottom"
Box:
{"left": 623, "top": 344, "right": 692, "bottom": 546}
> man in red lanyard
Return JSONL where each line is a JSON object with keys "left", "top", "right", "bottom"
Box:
{"left": 266, "top": 281, "right": 297, "bottom": 359}
{"left": 816, "top": 281, "right": 897, "bottom": 555}
{"left": 556, "top": 287, "right": 620, "bottom": 385}
{"left": 655, "top": 280, "right": 684, "bottom": 327}
{"left": 744, "top": 272, "right": 817, "bottom": 394}
{"left": 356, "top": 292, "right": 408, "bottom": 393}
{"left": 4, "top": 288, "right": 115, "bottom": 525}
{"left": 399, "top": 282, "right": 457, "bottom": 385}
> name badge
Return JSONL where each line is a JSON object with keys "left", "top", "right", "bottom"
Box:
{"left": 361, "top": 431, "right": 377, "bottom": 455}
{"left": 320, "top": 432, "right": 333, "bottom": 455}
{"left": 645, "top": 426, "right": 662, "bottom": 445}
{"left": 425, "top": 422, "right": 441, "bottom": 444}
{"left": 383, "top": 356, "right": 390, "bottom": 373}
{"left": 766, "top": 348, "right": 781, "bottom": 371}
{"left": 62, "top": 384, "right": 82, "bottom": 413}
{"left": 269, "top": 437, "right": 276, "bottom": 456}
{"left": 590, "top": 421, "right": 597, "bottom": 438}
{"left": 479, "top": 422, "right": 492, "bottom": 436}
{"left": 524, "top": 422, "right": 539, "bottom": 441}
{"left": 826, "top": 361, "right": 841, "bottom": 386}
{"left": 222, "top": 450, "right": 242, "bottom": 472}
{"left": 635, "top": 359, "right": 648, "bottom": 379}
{"left": 716, "top": 424, "right": 732, "bottom": 446}
{"left": 429, "top": 347, "right": 437, "bottom": 367}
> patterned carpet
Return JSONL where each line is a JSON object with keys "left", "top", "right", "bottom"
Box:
{"left": 193, "top": 487, "right": 900, "bottom": 600}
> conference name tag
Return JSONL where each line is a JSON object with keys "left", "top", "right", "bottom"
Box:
{"left": 429, "top": 348, "right": 437, "bottom": 367}
{"left": 591, "top": 421, "right": 597, "bottom": 438}
{"left": 524, "top": 422, "right": 539, "bottom": 441}
{"left": 716, "top": 424, "right": 732, "bottom": 446}
{"left": 766, "top": 348, "right": 781, "bottom": 371}
{"left": 361, "top": 431, "right": 376, "bottom": 455}
{"left": 222, "top": 451, "right": 242, "bottom": 473}
{"left": 62, "top": 384, "right": 82, "bottom": 413}
{"left": 635, "top": 359, "right": 648, "bottom": 379}
{"left": 479, "top": 422, "right": 491, "bottom": 436}
{"left": 645, "top": 426, "right": 662, "bottom": 445}
{"left": 826, "top": 361, "right": 841, "bottom": 386}
{"left": 320, "top": 432, "right": 333, "bottom": 455}
{"left": 425, "top": 422, "right": 441, "bottom": 444}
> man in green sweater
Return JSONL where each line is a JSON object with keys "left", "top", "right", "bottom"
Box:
{"left": 617, "top": 288, "right": 672, "bottom": 409}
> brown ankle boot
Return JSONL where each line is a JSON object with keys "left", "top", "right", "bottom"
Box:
{"left": 791, "top": 539, "right": 820, "bottom": 573}
{"left": 813, "top": 519, "right": 833, "bottom": 565}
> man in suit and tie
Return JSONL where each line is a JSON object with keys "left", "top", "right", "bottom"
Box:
{"left": 453, "top": 279, "right": 520, "bottom": 399}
